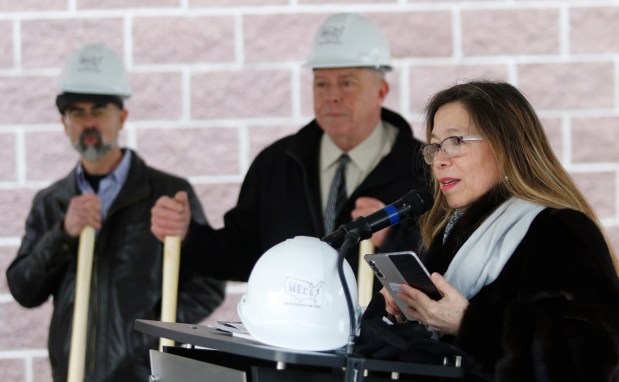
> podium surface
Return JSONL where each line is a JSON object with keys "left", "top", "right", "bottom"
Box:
{"left": 135, "top": 319, "right": 464, "bottom": 381}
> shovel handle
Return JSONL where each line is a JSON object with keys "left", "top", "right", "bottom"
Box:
{"left": 68, "top": 226, "right": 96, "bottom": 382}
{"left": 159, "top": 235, "right": 181, "bottom": 351}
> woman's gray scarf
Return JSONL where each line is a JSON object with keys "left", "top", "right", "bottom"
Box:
{"left": 443, "top": 198, "right": 545, "bottom": 299}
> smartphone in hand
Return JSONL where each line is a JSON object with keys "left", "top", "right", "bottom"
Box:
{"left": 364, "top": 251, "right": 442, "bottom": 320}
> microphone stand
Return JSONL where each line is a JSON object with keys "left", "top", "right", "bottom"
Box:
{"left": 335, "top": 226, "right": 372, "bottom": 355}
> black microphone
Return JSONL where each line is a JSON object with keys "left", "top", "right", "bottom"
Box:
{"left": 321, "top": 189, "right": 434, "bottom": 249}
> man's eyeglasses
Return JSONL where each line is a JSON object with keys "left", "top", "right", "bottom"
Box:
{"left": 421, "top": 136, "right": 484, "bottom": 164}
{"left": 65, "top": 105, "right": 116, "bottom": 124}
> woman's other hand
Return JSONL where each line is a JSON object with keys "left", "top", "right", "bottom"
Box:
{"left": 397, "top": 273, "right": 469, "bottom": 335}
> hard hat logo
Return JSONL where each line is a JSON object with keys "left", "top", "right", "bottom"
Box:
{"left": 77, "top": 53, "right": 104, "bottom": 73}
{"left": 317, "top": 26, "right": 345, "bottom": 45}
{"left": 284, "top": 277, "right": 324, "bottom": 306}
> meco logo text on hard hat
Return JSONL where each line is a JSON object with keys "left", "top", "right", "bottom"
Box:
{"left": 284, "top": 276, "right": 324, "bottom": 306}
{"left": 317, "top": 26, "right": 345, "bottom": 45}
{"left": 76, "top": 53, "right": 104, "bottom": 73}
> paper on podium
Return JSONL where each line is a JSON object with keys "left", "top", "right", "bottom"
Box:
{"left": 209, "top": 321, "right": 256, "bottom": 342}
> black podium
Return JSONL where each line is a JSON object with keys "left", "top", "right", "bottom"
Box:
{"left": 135, "top": 319, "right": 464, "bottom": 381}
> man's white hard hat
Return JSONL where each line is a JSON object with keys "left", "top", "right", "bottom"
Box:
{"left": 305, "top": 13, "right": 392, "bottom": 71}
{"left": 58, "top": 43, "right": 131, "bottom": 98}
{"left": 238, "top": 236, "right": 358, "bottom": 351}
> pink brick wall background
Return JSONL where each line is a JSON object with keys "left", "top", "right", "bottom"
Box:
{"left": 1, "top": 1, "right": 619, "bottom": 380}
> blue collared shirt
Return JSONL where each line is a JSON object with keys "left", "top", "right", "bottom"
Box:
{"left": 75, "top": 150, "right": 132, "bottom": 221}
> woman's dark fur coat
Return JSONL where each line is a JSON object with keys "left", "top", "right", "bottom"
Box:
{"left": 423, "top": 192, "right": 619, "bottom": 382}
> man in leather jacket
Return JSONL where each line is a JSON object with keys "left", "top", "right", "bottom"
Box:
{"left": 6, "top": 43, "right": 225, "bottom": 382}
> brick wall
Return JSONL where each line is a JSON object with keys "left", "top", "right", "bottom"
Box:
{"left": 1, "top": 1, "right": 618, "bottom": 380}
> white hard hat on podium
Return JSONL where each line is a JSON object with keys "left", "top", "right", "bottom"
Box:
{"left": 238, "top": 236, "right": 358, "bottom": 351}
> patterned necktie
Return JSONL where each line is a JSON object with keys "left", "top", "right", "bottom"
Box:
{"left": 324, "top": 153, "right": 350, "bottom": 234}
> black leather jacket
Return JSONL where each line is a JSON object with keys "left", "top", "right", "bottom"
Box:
{"left": 6, "top": 150, "right": 225, "bottom": 382}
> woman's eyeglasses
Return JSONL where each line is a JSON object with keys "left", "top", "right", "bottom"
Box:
{"left": 421, "top": 136, "right": 484, "bottom": 164}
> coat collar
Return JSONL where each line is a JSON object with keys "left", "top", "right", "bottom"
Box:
{"left": 424, "top": 187, "right": 509, "bottom": 274}
{"left": 50, "top": 149, "right": 151, "bottom": 221}
{"left": 281, "top": 107, "right": 418, "bottom": 235}
{"left": 105, "top": 150, "right": 151, "bottom": 219}
{"left": 284, "top": 107, "right": 416, "bottom": 196}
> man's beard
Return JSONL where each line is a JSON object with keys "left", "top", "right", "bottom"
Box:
{"left": 73, "top": 129, "right": 118, "bottom": 161}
